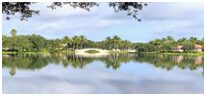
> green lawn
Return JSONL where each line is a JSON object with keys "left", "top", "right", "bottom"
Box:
{"left": 85, "top": 50, "right": 100, "bottom": 54}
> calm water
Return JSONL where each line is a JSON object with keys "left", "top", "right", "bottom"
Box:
{"left": 2, "top": 53, "right": 204, "bottom": 94}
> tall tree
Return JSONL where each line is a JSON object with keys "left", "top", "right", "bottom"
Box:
{"left": 10, "top": 29, "right": 17, "bottom": 37}
{"left": 53, "top": 39, "right": 62, "bottom": 51}
{"left": 105, "top": 37, "right": 112, "bottom": 49}
{"left": 112, "top": 35, "right": 121, "bottom": 49}
{"left": 149, "top": 39, "right": 162, "bottom": 47}
{"left": 72, "top": 36, "right": 80, "bottom": 50}
{"left": 189, "top": 37, "right": 197, "bottom": 44}
{"left": 63, "top": 36, "right": 72, "bottom": 50}
{"left": 27, "top": 34, "right": 48, "bottom": 51}
{"left": 79, "top": 35, "right": 87, "bottom": 49}
{"left": 182, "top": 41, "right": 194, "bottom": 52}
{"left": 177, "top": 37, "right": 187, "bottom": 45}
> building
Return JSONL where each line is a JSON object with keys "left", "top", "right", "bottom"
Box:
{"left": 194, "top": 44, "right": 203, "bottom": 52}
{"left": 173, "top": 45, "right": 183, "bottom": 52}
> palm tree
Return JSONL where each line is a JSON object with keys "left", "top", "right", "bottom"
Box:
{"left": 124, "top": 40, "right": 131, "bottom": 50}
{"left": 9, "top": 29, "right": 17, "bottom": 50}
{"left": 63, "top": 36, "right": 74, "bottom": 49}
{"left": 79, "top": 35, "right": 87, "bottom": 49}
{"left": 165, "top": 36, "right": 175, "bottom": 46}
{"left": 54, "top": 39, "right": 62, "bottom": 51}
{"left": 119, "top": 40, "right": 129, "bottom": 50}
{"left": 10, "top": 29, "right": 17, "bottom": 37}
{"left": 177, "top": 37, "right": 187, "bottom": 45}
{"left": 69, "top": 38, "right": 74, "bottom": 50}
{"left": 189, "top": 37, "right": 197, "bottom": 44}
{"left": 119, "top": 40, "right": 124, "bottom": 50}
{"left": 72, "top": 36, "right": 80, "bottom": 50}
{"left": 105, "top": 37, "right": 112, "bottom": 49}
{"left": 166, "top": 36, "right": 173, "bottom": 41}
{"left": 62, "top": 36, "right": 69, "bottom": 50}
{"left": 112, "top": 35, "right": 121, "bottom": 49}
{"left": 150, "top": 39, "right": 162, "bottom": 47}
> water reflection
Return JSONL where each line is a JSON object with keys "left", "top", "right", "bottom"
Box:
{"left": 2, "top": 53, "right": 204, "bottom": 76}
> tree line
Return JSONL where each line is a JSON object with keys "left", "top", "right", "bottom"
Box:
{"left": 142, "top": 36, "right": 204, "bottom": 52}
{"left": 2, "top": 29, "right": 204, "bottom": 53}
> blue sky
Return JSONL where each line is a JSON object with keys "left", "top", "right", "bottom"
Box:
{"left": 2, "top": 2, "right": 204, "bottom": 42}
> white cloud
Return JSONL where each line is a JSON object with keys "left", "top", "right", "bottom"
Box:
{"left": 36, "top": 21, "right": 64, "bottom": 31}
{"left": 2, "top": 2, "right": 204, "bottom": 41}
{"left": 140, "top": 2, "right": 203, "bottom": 21}
{"left": 28, "top": 3, "right": 117, "bottom": 35}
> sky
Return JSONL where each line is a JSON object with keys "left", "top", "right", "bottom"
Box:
{"left": 2, "top": 2, "right": 204, "bottom": 42}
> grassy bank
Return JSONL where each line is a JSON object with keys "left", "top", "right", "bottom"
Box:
{"left": 2, "top": 50, "right": 75, "bottom": 55}
{"left": 2, "top": 51, "right": 18, "bottom": 55}
{"left": 2, "top": 51, "right": 48, "bottom": 55}
{"left": 109, "top": 50, "right": 129, "bottom": 54}
{"left": 137, "top": 52, "right": 204, "bottom": 56}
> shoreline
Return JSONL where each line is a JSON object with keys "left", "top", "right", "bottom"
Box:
{"left": 2, "top": 51, "right": 204, "bottom": 56}
{"left": 138, "top": 52, "right": 204, "bottom": 56}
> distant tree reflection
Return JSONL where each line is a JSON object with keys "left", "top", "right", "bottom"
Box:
{"left": 2, "top": 53, "right": 203, "bottom": 76}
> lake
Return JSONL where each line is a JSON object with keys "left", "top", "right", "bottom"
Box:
{"left": 2, "top": 53, "right": 204, "bottom": 94}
